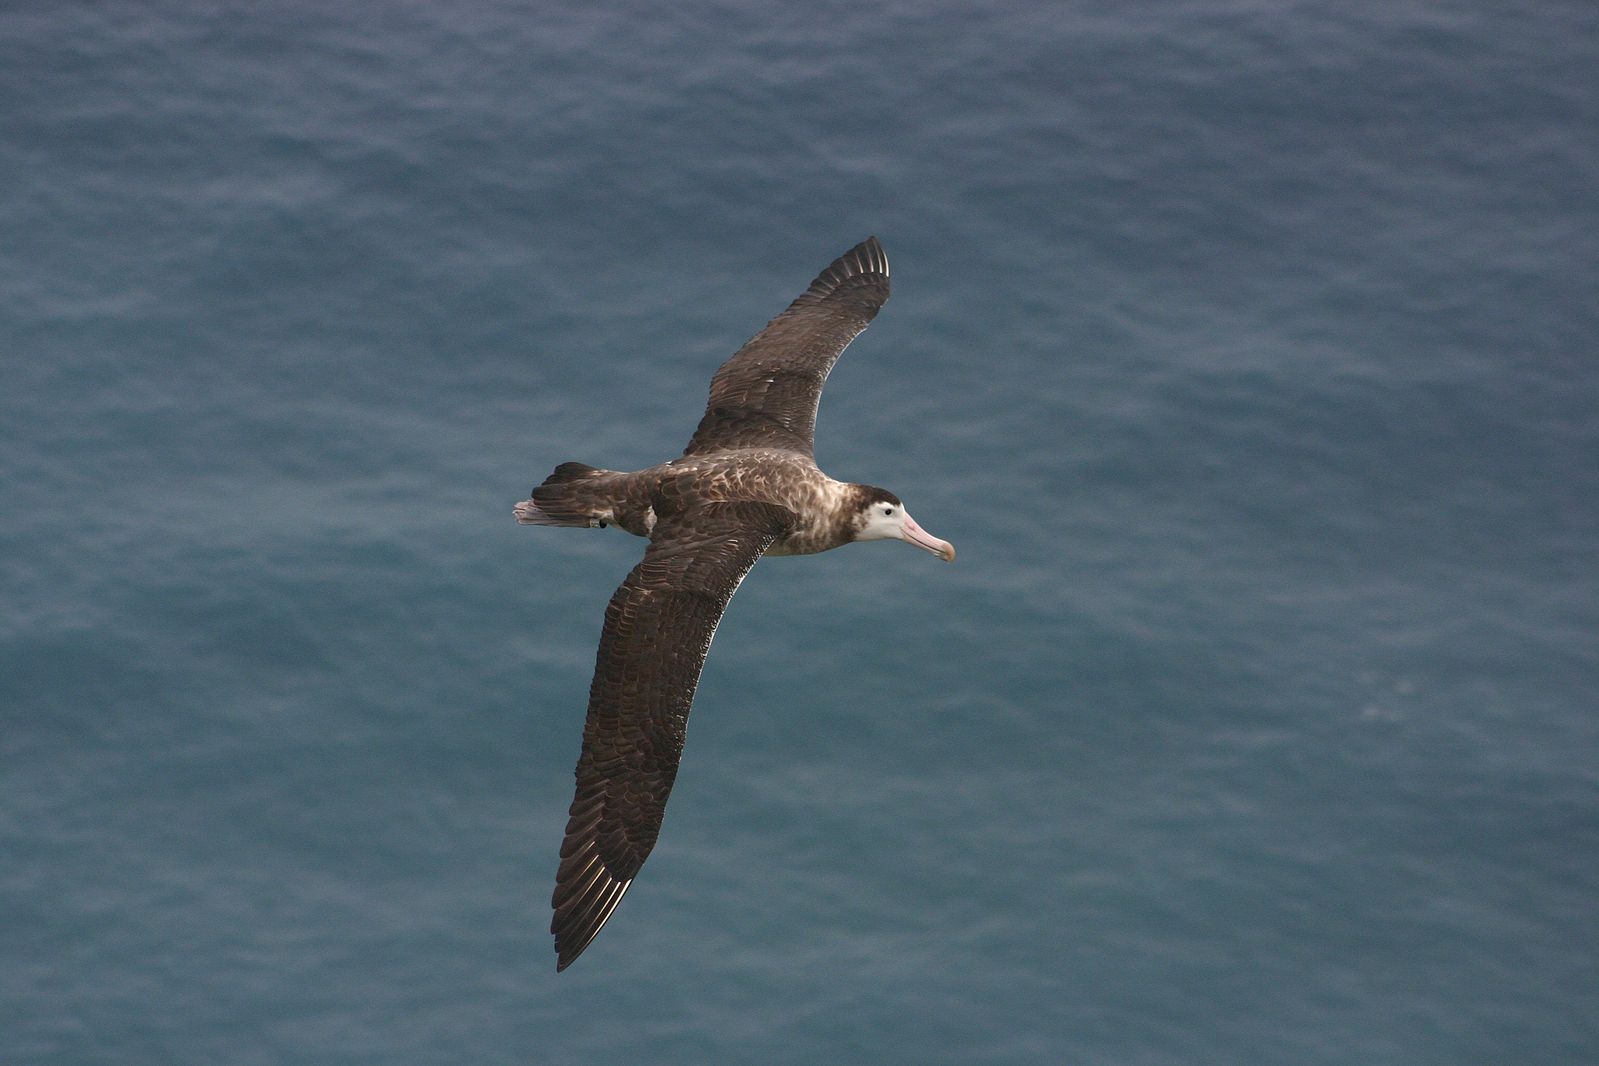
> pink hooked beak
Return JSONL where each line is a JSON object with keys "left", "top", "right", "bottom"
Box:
{"left": 899, "top": 512, "right": 956, "bottom": 562}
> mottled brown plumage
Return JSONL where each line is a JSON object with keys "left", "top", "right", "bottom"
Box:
{"left": 515, "top": 237, "right": 954, "bottom": 971}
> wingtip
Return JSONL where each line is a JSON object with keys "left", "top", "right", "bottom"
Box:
{"left": 551, "top": 867, "right": 634, "bottom": 974}
{"left": 803, "top": 236, "right": 890, "bottom": 302}
{"left": 843, "top": 235, "right": 888, "bottom": 278}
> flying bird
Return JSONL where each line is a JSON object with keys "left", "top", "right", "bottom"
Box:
{"left": 515, "top": 237, "right": 954, "bottom": 971}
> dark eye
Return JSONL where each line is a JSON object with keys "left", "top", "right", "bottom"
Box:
{"left": 882, "top": 507, "right": 893, "bottom": 516}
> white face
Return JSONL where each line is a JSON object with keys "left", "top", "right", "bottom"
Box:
{"left": 855, "top": 501, "right": 956, "bottom": 561}
{"left": 856, "top": 500, "right": 907, "bottom": 542}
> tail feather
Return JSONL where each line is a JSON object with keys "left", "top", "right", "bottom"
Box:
{"left": 545, "top": 462, "right": 603, "bottom": 484}
{"left": 515, "top": 461, "right": 614, "bottom": 528}
{"left": 515, "top": 498, "right": 592, "bottom": 527}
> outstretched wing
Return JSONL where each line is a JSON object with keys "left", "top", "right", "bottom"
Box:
{"left": 551, "top": 501, "right": 795, "bottom": 971}
{"left": 684, "top": 236, "right": 890, "bottom": 457}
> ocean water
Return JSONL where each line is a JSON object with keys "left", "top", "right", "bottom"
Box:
{"left": 3, "top": 2, "right": 1595, "bottom": 1062}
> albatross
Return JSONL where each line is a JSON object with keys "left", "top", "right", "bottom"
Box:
{"left": 514, "top": 236, "right": 954, "bottom": 971}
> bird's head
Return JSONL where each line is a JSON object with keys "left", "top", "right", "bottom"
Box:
{"left": 849, "top": 486, "right": 955, "bottom": 562}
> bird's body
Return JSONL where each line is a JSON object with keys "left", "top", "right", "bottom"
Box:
{"left": 515, "top": 237, "right": 953, "bottom": 971}
{"left": 517, "top": 450, "right": 877, "bottom": 555}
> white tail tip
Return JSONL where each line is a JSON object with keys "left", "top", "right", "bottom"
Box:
{"left": 515, "top": 498, "right": 597, "bottom": 527}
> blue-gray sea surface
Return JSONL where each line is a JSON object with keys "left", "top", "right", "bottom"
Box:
{"left": 3, "top": 2, "right": 1595, "bottom": 1063}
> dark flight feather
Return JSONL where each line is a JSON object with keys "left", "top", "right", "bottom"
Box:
{"left": 551, "top": 501, "right": 796, "bottom": 971}
{"left": 684, "top": 236, "right": 890, "bottom": 457}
